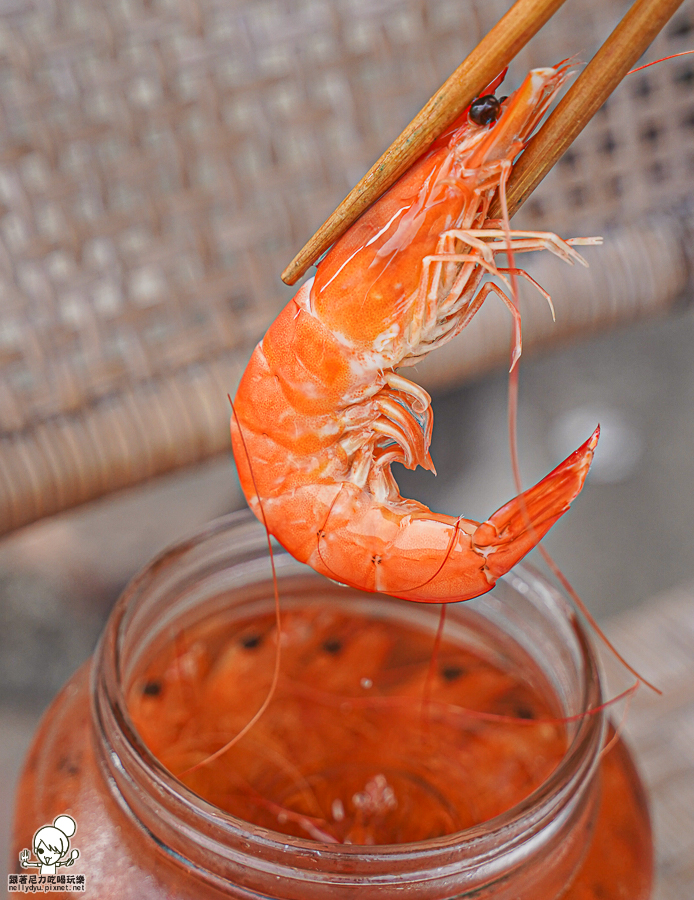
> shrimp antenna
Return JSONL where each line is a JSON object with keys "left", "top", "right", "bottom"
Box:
{"left": 599, "top": 683, "right": 637, "bottom": 760}
{"left": 537, "top": 546, "right": 661, "bottom": 695}
{"left": 496, "top": 166, "right": 661, "bottom": 696}
{"left": 628, "top": 49, "right": 694, "bottom": 75}
{"left": 294, "top": 669, "right": 639, "bottom": 728}
{"left": 442, "top": 679, "right": 640, "bottom": 728}
{"left": 178, "top": 398, "right": 284, "bottom": 776}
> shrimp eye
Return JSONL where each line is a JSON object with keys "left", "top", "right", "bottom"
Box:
{"left": 469, "top": 95, "right": 502, "bottom": 126}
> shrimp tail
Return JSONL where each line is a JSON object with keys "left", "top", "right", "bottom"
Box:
{"left": 304, "top": 426, "right": 599, "bottom": 604}
{"left": 474, "top": 426, "right": 599, "bottom": 582}
{"left": 231, "top": 419, "right": 598, "bottom": 605}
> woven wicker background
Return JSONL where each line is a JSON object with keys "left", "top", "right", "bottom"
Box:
{"left": 0, "top": 0, "right": 692, "bottom": 535}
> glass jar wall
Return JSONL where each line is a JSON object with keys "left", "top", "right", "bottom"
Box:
{"left": 11, "top": 512, "right": 653, "bottom": 899}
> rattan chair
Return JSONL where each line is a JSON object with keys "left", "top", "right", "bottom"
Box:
{"left": 0, "top": 0, "right": 691, "bottom": 536}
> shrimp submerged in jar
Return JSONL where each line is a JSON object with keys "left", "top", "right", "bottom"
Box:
{"left": 231, "top": 64, "right": 599, "bottom": 604}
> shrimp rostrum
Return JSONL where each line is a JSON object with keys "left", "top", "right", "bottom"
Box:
{"left": 232, "top": 64, "right": 599, "bottom": 604}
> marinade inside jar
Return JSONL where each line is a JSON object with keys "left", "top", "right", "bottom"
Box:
{"left": 127, "top": 600, "right": 568, "bottom": 844}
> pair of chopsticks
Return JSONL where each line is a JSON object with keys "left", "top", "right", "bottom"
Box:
{"left": 282, "top": 0, "right": 685, "bottom": 287}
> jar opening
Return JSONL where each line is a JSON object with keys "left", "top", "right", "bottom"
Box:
{"left": 92, "top": 512, "right": 604, "bottom": 893}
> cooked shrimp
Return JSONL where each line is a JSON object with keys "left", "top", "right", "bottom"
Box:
{"left": 231, "top": 64, "right": 599, "bottom": 604}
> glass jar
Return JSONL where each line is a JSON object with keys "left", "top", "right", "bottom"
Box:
{"left": 12, "top": 511, "right": 653, "bottom": 899}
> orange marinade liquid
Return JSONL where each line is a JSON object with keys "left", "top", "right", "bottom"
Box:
{"left": 127, "top": 601, "right": 653, "bottom": 898}
{"left": 129, "top": 602, "right": 559, "bottom": 841}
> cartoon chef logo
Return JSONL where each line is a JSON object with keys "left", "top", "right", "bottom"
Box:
{"left": 19, "top": 814, "right": 80, "bottom": 874}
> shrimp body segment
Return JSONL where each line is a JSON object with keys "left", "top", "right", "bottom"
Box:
{"left": 232, "top": 65, "right": 598, "bottom": 604}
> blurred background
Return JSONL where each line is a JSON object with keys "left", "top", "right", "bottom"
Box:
{"left": 1, "top": 0, "right": 693, "bottom": 895}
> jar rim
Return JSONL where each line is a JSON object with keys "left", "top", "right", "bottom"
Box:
{"left": 92, "top": 509, "right": 604, "bottom": 881}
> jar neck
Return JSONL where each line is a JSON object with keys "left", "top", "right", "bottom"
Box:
{"left": 91, "top": 511, "right": 605, "bottom": 900}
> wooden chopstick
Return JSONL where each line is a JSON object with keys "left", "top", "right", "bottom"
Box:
{"left": 282, "top": 0, "right": 686, "bottom": 286}
{"left": 281, "top": 0, "right": 568, "bottom": 286}
{"left": 489, "top": 0, "right": 687, "bottom": 220}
